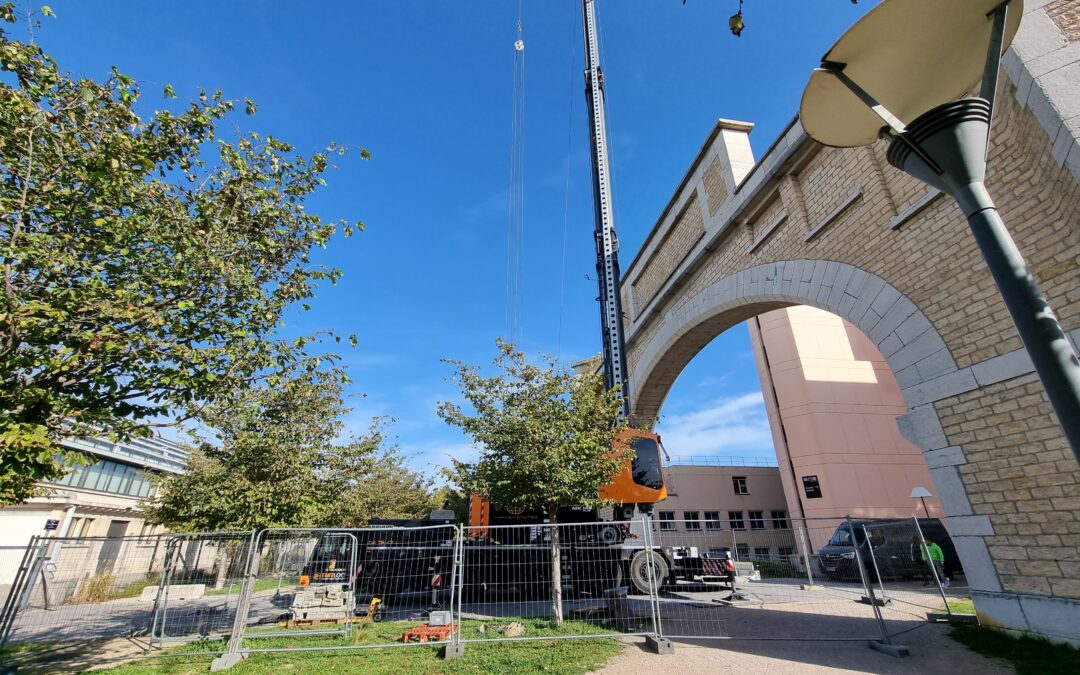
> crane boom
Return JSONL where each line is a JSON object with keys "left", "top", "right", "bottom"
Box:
{"left": 581, "top": 0, "right": 630, "bottom": 420}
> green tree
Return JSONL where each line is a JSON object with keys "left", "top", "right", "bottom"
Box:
{"left": 145, "top": 369, "right": 348, "bottom": 535}
{"left": 315, "top": 419, "right": 437, "bottom": 528}
{"left": 437, "top": 340, "right": 628, "bottom": 625}
{"left": 0, "top": 6, "right": 362, "bottom": 504}
{"left": 147, "top": 380, "right": 435, "bottom": 533}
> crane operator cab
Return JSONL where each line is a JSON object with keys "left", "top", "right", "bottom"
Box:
{"left": 600, "top": 429, "right": 668, "bottom": 519}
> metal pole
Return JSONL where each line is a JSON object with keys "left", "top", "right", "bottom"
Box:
{"left": 642, "top": 515, "right": 663, "bottom": 639}
{"left": 847, "top": 516, "right": 891, "bottom": 644}
{"left": 862, "top": 525, "right": 889, "bottom": 604}
{"left": 797, "top": 525, "right": 814, "bottom": 586}
{"left": 913, "top": 518, "right": 952, "bottom": 617}
{"left": 962, "top": 199, "right": 1080, "bottom": 460}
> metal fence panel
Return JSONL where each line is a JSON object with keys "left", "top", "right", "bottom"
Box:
{"left": 455, "top": 520, "right": 654, "bottom": 643}
{"left": 650, "top": 517, "right": 889, "bottom": 642}
{"left": 864, "top": 519, "right": 966, "bottom": 637}
{"left": 224, "top": 524, "right": 460, "bottom": 658}
{"left": 148, "top": 531, "right": 257, "bottom": 650}
{"left": 2, "top": 533, "right": 174, "bottom": 645}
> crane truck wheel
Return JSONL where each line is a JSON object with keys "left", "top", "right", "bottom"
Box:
{"left": 628, "top": 550, "right": 668, "bottom": 595}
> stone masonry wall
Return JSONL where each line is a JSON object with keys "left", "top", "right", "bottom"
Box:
{"left": 620, "top": 7, "right": 1080, "bottom": 628}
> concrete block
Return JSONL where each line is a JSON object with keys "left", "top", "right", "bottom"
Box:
{"left": 929, "top": 465, "right": 973, "bottom": 517}
{"left": 924, "top": 445, "right": 966, "bottom": 469}
{"left": 894, "top": 311, "right": 933, "bottom": 345}
{"left": 1026, "top": 74, "right": 1065, "bottom": 143}
{"left": 1001, "top": 46, "right": 1026, "bottom": 83}
{"left": 901, "top": 367, "right": 977, "bottom": 407}
{"left": 848, "top": 275, "right": 886, "bottom": 325}
{"left": 870, "top": 297, "right": 917, "bottom": 344}
{"left": 1038, "top": 62, "right": 1080, "bottom": 121}
{"left": 953, "top": 537, "right": 1003, "bottom": 594}
{"left": 646, "top": 635, "right": 675, "bottom": 655}
{"left": 947, "top": 515, "right": 995, "bottom": 537}
{"left": 890, "top": 330, "right": 948, "bottom": 373}
{"left": 971, "top": 590, "right": 1026, "bottom": 631}
{"left": 1019, "top": 594, "right": 1080, "bottom": 646}
{"left": 878, "top": 332, "right": 904, "bottom": 359}
{"left": 897, "top": 404, "right": 948, "bottom": 451}
{"left": 869, "top": 283, "right": 902, "bottom": 319}
{"left": 1012, "top": 10, "right": 1067, "bottom": 62}
{"left": 856, "top": 309, "right": 882, "bottom": 336}
{"left": 898, "top": 362, "right": 924, "bottom": 388}
{"left": 971, "top": 347, "right": 1035, "bottom": 386}
{"left": 1052, "top": 115, "right": 1080, "bottom": 167}
{"left": 915, "top": 349, "right": 958, "bottom": 382}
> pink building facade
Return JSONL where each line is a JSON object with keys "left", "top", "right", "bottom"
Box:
{"left": 749, "top": 306, "right": 943, "bottom": 543}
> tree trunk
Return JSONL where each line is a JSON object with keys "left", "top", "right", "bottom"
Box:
{"left": 549, "top": 505, "right": 563, "bottom": 627}
{"left": 214, "top": 546, "right": 233, "bottom": 590}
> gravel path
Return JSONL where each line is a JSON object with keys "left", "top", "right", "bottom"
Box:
{"left": 590, "top": 623, "right": 1013, "bottom": 674}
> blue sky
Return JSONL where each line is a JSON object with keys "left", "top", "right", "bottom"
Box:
{"left": 35, "top": 0, "right": 874, "bottom": 475}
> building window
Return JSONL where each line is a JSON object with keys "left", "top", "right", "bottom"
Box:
{"left": 728, "top": 511, "right": 745, "bottom": 530}
{"left": 732, "top": 476, "right": 748, "bottom": 495}
{"left": 778, "top": 546, "right": 794, "bottom": 557}
{"left": 708, "top": 548, "right": 729, "bottom": 559}
{"left": 68, "top": 517, "right": 94, "bottom": 537}
{"left": 50, "top": 458, "right": 154, "bottom": 498}
{"left": 749, "top": 511, "right": 765, "bottom": 530}
{"left": 658, "top": 511, "right": 676, "bottom": 531}
{"left": 735, "top": 543, "right": 750, "bottom": 560}
{"left": 704, "top": 511, "right": 723, "bottom": 530}
{"left": 684, "top": 511, "right": 701, "bottom": 530}
{"left": 771, "top": 510, "right": 789, "bottom": 529}
{"left": 753, "top": 547, "right": 771, "bottom": 559}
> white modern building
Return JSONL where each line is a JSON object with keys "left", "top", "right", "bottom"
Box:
{"left": 0, "top": 433, "right": 188, "bottom": 597}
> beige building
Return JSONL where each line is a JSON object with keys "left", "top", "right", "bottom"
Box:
{"left": 750, "top": 306, "right": 945, "bottom": 549}
{"left": 0, "top": 434, "right": 188, "bottom": 599}
{"left": 654, "top": 463, "right": 796, "bottom": 563}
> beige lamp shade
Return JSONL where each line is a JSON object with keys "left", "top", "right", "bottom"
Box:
{"left": 800, "top": 0, "right": 1023, "bottom": 148}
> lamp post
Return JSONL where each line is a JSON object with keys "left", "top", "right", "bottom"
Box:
{"left": 910, "top": 486, "right": 932, "bottom": 518}
{"left": 799, "top": 0, "right": 1080, "bottom": 464}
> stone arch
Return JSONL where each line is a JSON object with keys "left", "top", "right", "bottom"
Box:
{"left": 630, "top": 260, "right": 953, "bottom": 427}
{"left": 628, "top": 259, "right": 1006, "bottom": 598}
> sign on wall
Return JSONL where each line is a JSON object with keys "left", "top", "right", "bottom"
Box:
{"left": 802, "top": 475, "right": 822, "bottom": 499}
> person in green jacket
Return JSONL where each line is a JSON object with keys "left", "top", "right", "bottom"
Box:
{"left": 920, "top": 538, "right": 949, "bottom": 588}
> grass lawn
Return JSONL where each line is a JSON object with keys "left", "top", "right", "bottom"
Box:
{"left": 950, "top": 623, "right": 1080, "bottom": 675}
{"left": 946, "top": 598, "right": 975, "bottom": 615}
{"left": 99, "top": 617, "right": 624, "bottom": 675}
{"left": 204, "top": 577, "right": 294, "bottom": 596}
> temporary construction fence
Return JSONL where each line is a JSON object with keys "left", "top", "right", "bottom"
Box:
{"left": 0, "top": 515, "right": 964, "bottom": 668}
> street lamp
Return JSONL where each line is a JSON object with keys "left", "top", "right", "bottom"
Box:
{"left": 799, "top": 0, "right": 1080, "bottom": 464}
{"left": 910, "top": 486, "right": 932, "bottom": 518}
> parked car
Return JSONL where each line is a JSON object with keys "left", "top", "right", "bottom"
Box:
{"left": 817, "top": 518, "right": 963, "bottom": 582}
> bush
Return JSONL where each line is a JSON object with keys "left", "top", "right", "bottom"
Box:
{"left": 72, "top": 571, "right": 116, "bottom": 604}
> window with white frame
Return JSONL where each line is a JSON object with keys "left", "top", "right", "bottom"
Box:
{"left": 704, "top": 511, "right": 723, "bottom": 530}
{"left": 684, "top": 511, "right": 701, "bottom": 530}
{"left": 658, "top": 511, "right": 676, "bottom": 531}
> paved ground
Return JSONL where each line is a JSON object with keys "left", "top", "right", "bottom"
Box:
{"left": 590, "top": 623, "right": 1013, "bottom": 674}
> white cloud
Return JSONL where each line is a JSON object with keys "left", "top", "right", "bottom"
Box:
{"left": 656, "top": 392, "right": 774, "bottom": 458}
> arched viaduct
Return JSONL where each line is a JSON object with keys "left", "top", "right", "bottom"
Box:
{"left": 621, "top": 3, "right": 1080, "bottom": 643}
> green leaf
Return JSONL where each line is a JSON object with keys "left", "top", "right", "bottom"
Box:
{"left": 40, "top": 5, "right": 54, "bottom": 17}
{"left": 163, "top": 83, "right": 176, "bottom": 99}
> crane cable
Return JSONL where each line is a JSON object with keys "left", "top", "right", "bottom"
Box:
{"left": 505, "top": 4, "right": 527, "bottom": 346}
